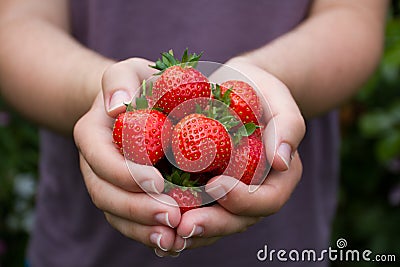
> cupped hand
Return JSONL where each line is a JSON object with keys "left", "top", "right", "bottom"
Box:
{"left": 73, "top": 58, "right": 182, "bottom": 253}
{"left": 169, "top": 57, "right": 305, "bottom": 253}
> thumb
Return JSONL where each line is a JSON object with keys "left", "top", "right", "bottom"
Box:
{"left": 102, "top": 58, "right": 156, "bottom": 117}
{"left": 263, "top": 111, "right": 305, "bottom": 171}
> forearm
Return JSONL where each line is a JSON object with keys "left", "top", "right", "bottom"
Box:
{"left": 242, "top": 0, "right": 388, "bottom": 118}
{"left": 0, "top": 1, "right": 114, "bottom": 134}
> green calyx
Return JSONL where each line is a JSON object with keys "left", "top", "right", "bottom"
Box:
{"left": 211, "top": 83, "right": 231, "bottom": 106}
{"left": 164, "top": 168, "right": 201, "bottom": 192}
{"left": 125, "top": 80, "right": 153, "bottom": 111}
{"left": 232, "top": 122, "right": 259, "bottom": 145}
{"left": 150, "top": 48, "right": 203, "bottom": 74}
{"left": 200, "top": 83, "right": 239, "bottom": 131}
{"left": 210, "top": 83, "right": 260, "bottom": 144}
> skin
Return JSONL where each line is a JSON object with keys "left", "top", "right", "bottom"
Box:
{"left": 0, "top": 0, "right": 388, "bottom": 257}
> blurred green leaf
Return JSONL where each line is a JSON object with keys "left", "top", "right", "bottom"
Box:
{"left": 376, "top": 129, "right": 400, "bottom": 162}
{"left": 359, "top": 110, "right": 393, "bottom": 137}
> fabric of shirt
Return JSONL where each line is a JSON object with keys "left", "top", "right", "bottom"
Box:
{"left": 28, "top": 1, "right": 340, "bottom": 266}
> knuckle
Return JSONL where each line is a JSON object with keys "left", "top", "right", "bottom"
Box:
{"left": 102, "top": 63, "right": 117, "bottom": 81}
{"left": 126, "top": 197, "right": 139, "bottom": 220}
{"left": 228, "top": 198, "right": 250, "bottom": 215}
{"left": 85, "top": 178, "right": 105, "bottom": 212}
{"left": 72, "top": 117, "right": 85, "bottom": 149}
{"left": 291, "top": 111, "right": 306, "bottom": 135}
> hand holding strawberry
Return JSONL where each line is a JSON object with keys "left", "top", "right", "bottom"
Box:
{"left": 173, "top": 56, "right": 305, "bottom": 254}
{"left": 75, "top": 58, "right": 183, "bottom": 255}
{"left": 111, "top": 50, "right": 272, "bottom": 214}
{"left": 100, "top": 51, "right": 305, "bottom": 256}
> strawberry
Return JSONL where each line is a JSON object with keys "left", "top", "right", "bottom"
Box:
{"left": 112, "top": 113, "right": 125, "bottom": 150}
{"left": 167, "top": 187, "right": 202, "bottom": 214}
{"left": 216, "top": 80, "right": 263, "bottom": 125}
{"left": 225, "top": 134, "right": 268, "bottom": 185}
{"left": 164, "top": 169, "right": 203, "bottom": 214}
{"left": 112, "top": 108, "right": 173, "bottom": 165}
{"left": 150, "top": 49, "right": 211, "bottom": 120}
{"left": 171, "top": 113, "right": 232, "bottom": 174}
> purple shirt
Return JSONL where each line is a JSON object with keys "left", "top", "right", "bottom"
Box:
{"left": 28, "top": 1, "right": 339, "bottom": 266}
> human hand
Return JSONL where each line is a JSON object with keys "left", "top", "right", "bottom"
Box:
{"left": 73, "top": 58, "right": 185, "bottom": 254}
{"left": 167, "top": 57, "right": 305, "bottom": 253}
{"left": 74, "top": 55, "right": 305, "bottom": 257}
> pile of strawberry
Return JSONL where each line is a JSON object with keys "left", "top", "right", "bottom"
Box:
{"left": 112, "top": 50, "right": 268, "bottom": 213}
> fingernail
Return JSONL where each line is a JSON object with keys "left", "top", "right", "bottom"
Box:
{"left": 154, "top": 248, "right": 180, "bottom": 258}
{"left": 155, "top": 212, "right": 174, "bottom": 228}
{"left": 140, "top": 180, "right": 159, "bottom": 194}
{"left": 170, "top": 252, "right": 181, "bottom": 258}
{"left": 182, "top": 225, "right": 204, "bottom": 239}
{"left": 175, "top": 238, "right": 192, "bottom": 252}
{"left": 154, "top": 248, "right": 168, "bottom": 258}
{"left": 277, "top": 142, "right": 292, "bottom": 169}
{"left": 108, "top": 90, "right": 131, "bottom": 112}
{"left": 206, "top": 184, "right": 227, "bottom": 201}
{"left": 150, "top": 233, "right": 167, "bottom": 251}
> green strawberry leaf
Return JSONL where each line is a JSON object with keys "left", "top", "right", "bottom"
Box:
{"left": 125, "top": 101, "right": 135, "bottom": 112}
{"left": 163, "top": 50, "right": 177, "bottom": 66}
{"left": 232, "top": 122, "right": 260, "bottom": 145}
{"left": 135, "top": 97, "right": 148, "bottom": 110}
{"left": 181, "top": 49, "right": 189, "bottom": 64}
{"left": 221, "top": 87, "right": 232, "bottom": 106}
{"left": 150, "top": 49, "right": 203, "bottom": 73}
{"left": 211, "top": 83, "right": 232, "bottom": 106}
{"left": 243, "top": 122, "right": 258, "bottom": 136}
{"left": 211, "top": 83, "right": 222, "bottom": 99}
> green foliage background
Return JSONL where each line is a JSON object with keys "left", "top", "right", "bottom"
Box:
{"left": 1, "top": 5, "right": 400, "bottom": 267}
{"left": 331, "top": 5, "right": 400, "bottom": 266}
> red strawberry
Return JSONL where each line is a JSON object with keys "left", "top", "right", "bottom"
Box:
{"left": 167, "top": 187, "right": 202, "bottom": 214}
{"left": 225, "top": 134, "right": 268, "bottom": 185}
{"left": 164, "top": 169, "right": 203, "bottom": 214}
{"left": 150, "top": 49, "right": 211, "bottom": 120}
{"left": 112, "top": 109, "right": 173, "bottom": 165}
{"left": 112, "top": 113, "right": 125, "bottom": 150}
{"left": 172, "top": 113, "right": 232, "bottom": 173}
{"left": 217, "top": 80, "right": 263, "bottom": 125}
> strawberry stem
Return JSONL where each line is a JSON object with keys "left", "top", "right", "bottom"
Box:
{"left": 135, "top": 80, "right": 151, "bottom": 110}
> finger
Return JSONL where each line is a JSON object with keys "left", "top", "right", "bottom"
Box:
{"left": 104, "top": 212, "right": 176, "bottom": 252}
{"left": 74, "top": 95, "right": 165, "bottom": 193}
{"left": 168, "top": 235, "right": 187, "bottom": 253}
{"left": 154, "top": 248, "right": 180, "bottom": 258}
{"left": 205, "top": 152, "right": 302, "bottom": 217}
{"left": 153, "top": 235, "right": 219, "bottom": 256}
{"left": 263, "top": 101, "right": 305, "bottom": 171}
{"left": 102, "top": 58, "right": 157, "bottom": 116}
{"left": 224, "top": 59, "right": 306, "bottom": 171}
{"left": 80, "top": 157, "right": 181, "bottom": 227}
{"left": 176, "top": 205, "right": 260, "bottom": 239}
